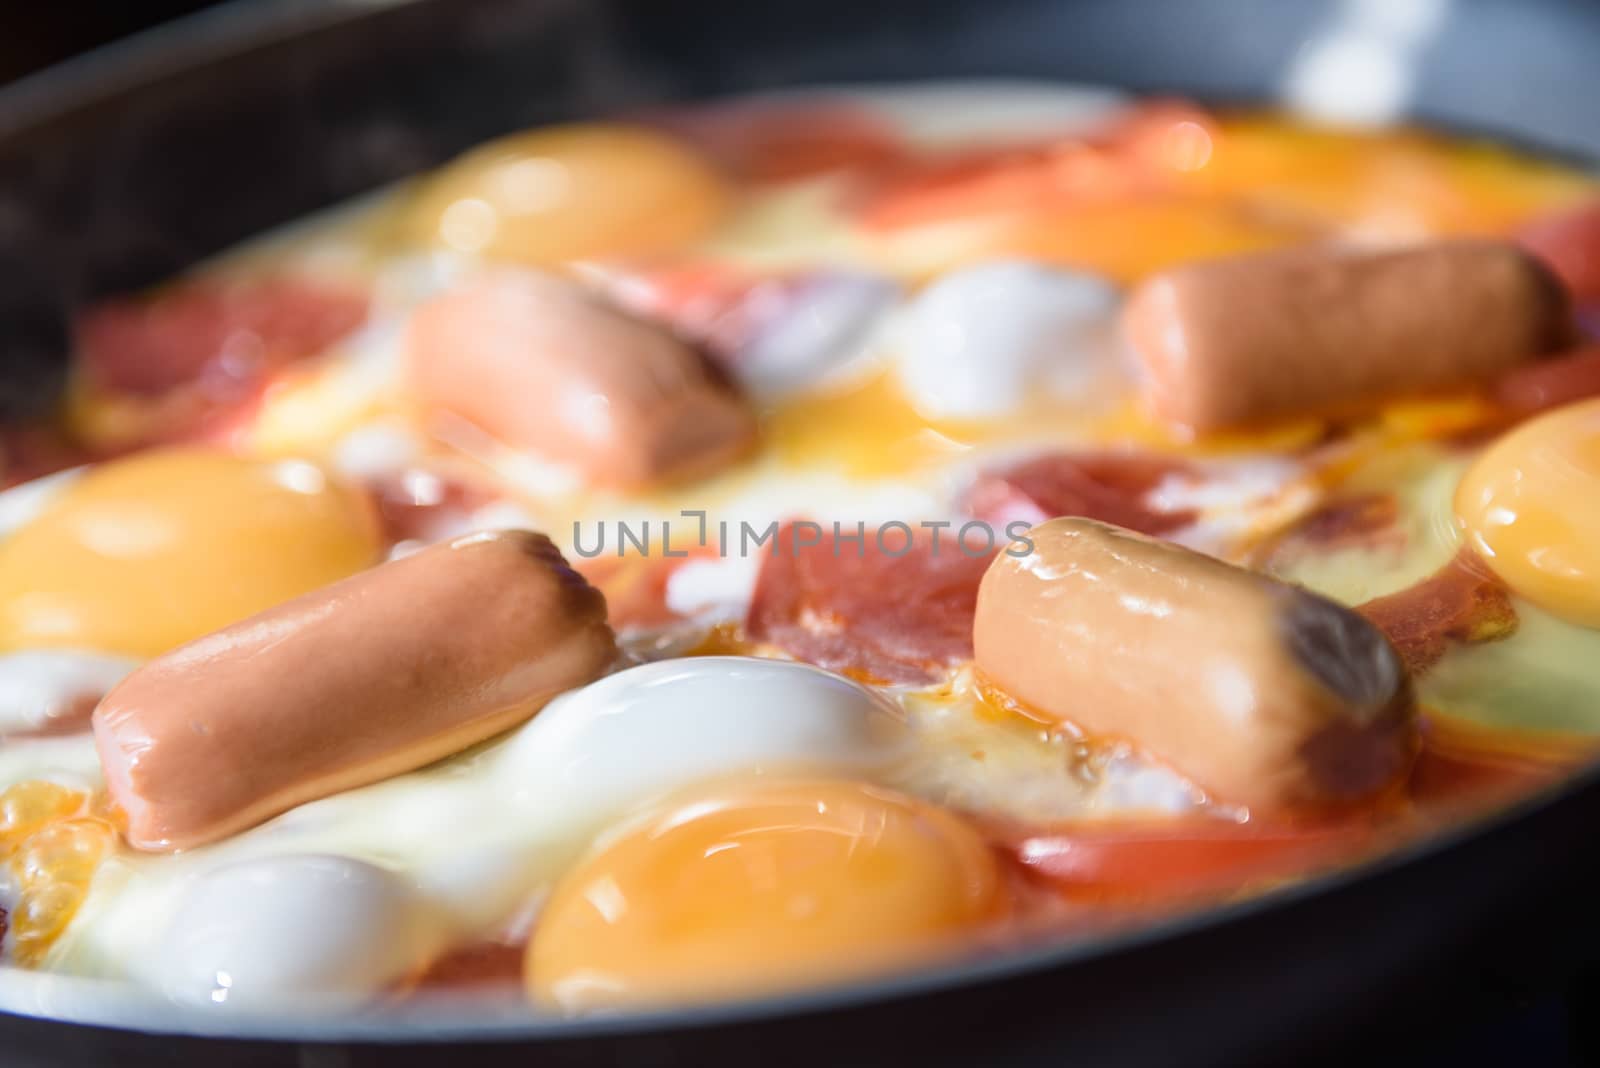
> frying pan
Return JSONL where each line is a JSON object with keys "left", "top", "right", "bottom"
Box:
{"left": 1, "top": 1, "right": 1598, "bottom": 1064}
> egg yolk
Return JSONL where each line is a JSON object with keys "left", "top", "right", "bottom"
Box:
{"left": 0, "top": 448, "right": 381, "bottom": 657}
{"left": 405, "top": 123, "right": 731, "bottom": 264}
{"left": 1455, "top": 398, "right": 1600, "bottom": 627}
{"left": 526, "top": 778, "right": 1005, "bottom": 1012}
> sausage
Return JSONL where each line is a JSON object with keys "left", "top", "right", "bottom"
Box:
{"left": 1123, "top": 240, "right": 1572, "bottom": 433}
{"left": 973, "top": 518, "right": 1416, "bottom": 811}
{"left": 93, "top": 530, "right": 617, "bottom": 851}
{"left": 408, "top": 270, "right": 757, "bottom": 489}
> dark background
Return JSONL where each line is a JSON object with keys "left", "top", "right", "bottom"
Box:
{"left": 1, "top": 2, "right": 1595, "bottom": 1064}
{"left": 0, "top": 2, "right": 225, "bottom": 84}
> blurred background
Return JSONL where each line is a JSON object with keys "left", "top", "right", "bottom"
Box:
{"left": 0, "top": 2, "right": 223, "bottom": 84}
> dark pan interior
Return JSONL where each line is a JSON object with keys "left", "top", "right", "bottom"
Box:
{"left": 1, "top": 1, "right": 1599, "bottom": 1065}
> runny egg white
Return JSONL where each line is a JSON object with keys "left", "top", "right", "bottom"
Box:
{"left": 31, "top": 654, "right": 1196, "bottom": 1008}
{"left": 46, "top": 658, "right": 905, "bottom": 997}
{"left": 892, "top": 260, "right": 1120, "bottom": 420}
{"left": 142, "top": 855, "right": 448, "bottom": 1010}
{"left": 0, "top": 651, "right": 137, "bottom": 737}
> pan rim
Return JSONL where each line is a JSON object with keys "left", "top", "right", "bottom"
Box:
{"left": 0, "top": 0, "right": 1597, "bottom": 1046}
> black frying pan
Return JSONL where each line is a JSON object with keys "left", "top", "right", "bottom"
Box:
{"left": 1, "top": 1, "right": 1598, "bottom": 1064}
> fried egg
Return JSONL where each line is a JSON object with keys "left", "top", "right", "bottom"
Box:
{"left": 1, "top": 82, "right": 1594, "bottom": 1021}
{"left": 1456, "top": 398, "right": 1600, "bottom": 627}
{"left": 528, "top": 777, "right": 1005, "bottom": 1012}
{"left": 0, "top": 449, "right": 381, "bottom": 657}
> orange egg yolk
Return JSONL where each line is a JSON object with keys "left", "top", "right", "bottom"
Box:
{"left": 406, "top": 123, "right": 731, "bottom": 263}
{"left": 526, "top": 778, "right": 1006, "bottom": 1012}
{"left": 0, "top": 448, "right": 381, "bottom": 656}
{"left": 1455, "top": 398, "right": 1600, "bottom": 627}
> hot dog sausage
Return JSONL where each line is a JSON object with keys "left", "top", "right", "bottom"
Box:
{"left": 973, "top": 518, "right": 1416, "bottom": 811}
{"left": 94, "top": 529, "right": 617, "bottom": 851}
{"left": 1124, "top": 240, "right": 1571, "bottom": 432}
{"left": 408, "top": 270, "right": 757, "bottom": 489}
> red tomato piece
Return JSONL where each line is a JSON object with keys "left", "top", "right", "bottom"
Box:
{"left": 1518, "top": 197, "right": 1600, "bottom": 306}
{"left": 746, "top": 521, "right": 996, "bottom": 684}
{"left": 1408, "top": 714, "right": 1583, "bottom": 810}
{"left": 0, "top": 423, "right": 91, "bottom": 487}
{"left": 368, "top": 470, "right": 495, "bottom": 548}
{"left": 1491, "top": 344, "right": 1600, "bottom": 415}
{"left": 638, "top": 101, "right": 905, "bottom": 183}
{"left": 963, "top": 452, "right": 1198, "bottom": 534}
{"left": 608, "top": 262, "right": 818, "bottom": 370}
{"left": 412, "top": 941, "right": 525, "bottom": 989}
{"left": 1004, "top": 817, "right": 1376, "bottom": 905}
{"left": 856, "top": 99, "right": 1214, "bottom": 231}
{"left": 76, "top": 276, "right": 369, "bottom": 396}
{"left": 574, "top": 555, "right": 682, "bottom": 631}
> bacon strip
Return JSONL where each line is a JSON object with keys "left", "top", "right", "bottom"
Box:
{"left": 1280, "top": 493, "right": 1399, "bottom": 550}
{"left": 1356, "top": 550, "right": 1518, "bottom": 675}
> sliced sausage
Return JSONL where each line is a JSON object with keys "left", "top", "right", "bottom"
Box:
{"left": 1124, "top": 240, "right": 1571, "bottom": 433}
{"left": 408, "top": 270, "right": 757, "bottom": 489}
{"left": 973, "top": 517, "right": 1416, "bottom": 811}
{"left": 962, "top": 451, "right": 1199, "bottom": 535}
{"left": 746, "top": 521, "right": 995, "bottom": 685}
{"left": 94, "top": 529, "right": 616, "bottom": 851}
{"left": 76, "top": 276, "right": 369, "bottom": 397}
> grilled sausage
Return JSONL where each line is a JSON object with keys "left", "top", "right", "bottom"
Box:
{"left": 408, "top": 270, "right": 757, "bottom": 489}
{"left": 973, "top": 517, "right": 1416, "bottom": 811}
{"left": 94, "top": 530, "right": 617, "bottom": 851}
{"left": 1124, "top": 240, "right": 1571, "bottom": 432}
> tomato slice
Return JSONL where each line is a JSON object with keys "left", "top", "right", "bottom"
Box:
{"left": 1518, "top": 197, "right": 1600, "bottom": 305}
{"left": 1003, "top": 817, "right": 1377, "bottom": 905}
{"left": 368, "top": 471, "right": 494, "bottom": 548}
{"left": 412, "top": 940, "right": 525, "bottom": 990}
{"left": 855, "top": 100, "right": 1215, "bottom": 231}
{"left": 1408, "top": 713, "right": 1589, "bottom": 809}
{"left": 1492, "top": 344, "right": 1600, "bottom": 416}
{"left": 0, "top": 423, "right": 90, "bottom": 488}
{"left": 1008, "top": 715, "right": 1593, "bottom": 906}
{"left": 639, "top": 101, "right": 905, "bottom": 183}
